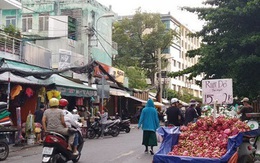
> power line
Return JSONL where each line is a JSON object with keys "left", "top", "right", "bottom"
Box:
{"left": 93, "top": 32, "right": 122, "bottom": 67}
{"left": 92, "top": 27, "right": 117, "bottom": 51}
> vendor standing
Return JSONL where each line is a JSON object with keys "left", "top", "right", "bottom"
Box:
{"left": 184, "top": 99, "right": 199, "bottom": 125}
{"left": 237, "top": 97, "right": 254, "bottom": 121}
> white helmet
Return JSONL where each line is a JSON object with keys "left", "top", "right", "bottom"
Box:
{"left": 171, "top": 98, "right": 179, "bottom": 104}
{"left": 72, "top": 109, "right": 78, "bottom": 114}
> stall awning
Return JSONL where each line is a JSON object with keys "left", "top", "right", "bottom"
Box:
{"left": 110, "top": 88, "right": 130, "bottom": 97}
{"left": 90, "top": 84, "right": 130, "bottom": 97}
{"left": 154, "top": 101, "right": 165, "bottom": 107}
{"left": 149, "top": 92, "right": 169, "bottom": 104}
{"left": 0, "top": 72, "right": 47, "bottom": 85}
{"left": 127, "top": 96, "right": 147, "bottom": 103}
{"left": 127, "top": 96, "right": 165, "bottom": 107}
{"left": 45, "top": 74, "right": 97, "bottom": 97}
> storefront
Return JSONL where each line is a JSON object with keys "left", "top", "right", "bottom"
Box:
{"left": 44, "top": 74, "right": 97, "bottom": 112}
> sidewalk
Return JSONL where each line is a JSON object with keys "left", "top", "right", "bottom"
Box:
{"left": 9, "top": 143, "right": 41, "bottom": 153}
{"left": 8, "top": 123, "right": 148, "bottom": 153}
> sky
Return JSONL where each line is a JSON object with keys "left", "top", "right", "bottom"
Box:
{"left": 97, "top": 0, "right": 206, "bottom": 31}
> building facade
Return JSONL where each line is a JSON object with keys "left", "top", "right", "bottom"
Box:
{"left": 160, "top": 13, "right": 203, "bottom": 98}
{"left": 1, "top": 0, "right": 116, "bottom": 69}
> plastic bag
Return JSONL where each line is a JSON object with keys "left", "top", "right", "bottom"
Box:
{"left": 156, "top": 132, "right": 163, "bottom": 143}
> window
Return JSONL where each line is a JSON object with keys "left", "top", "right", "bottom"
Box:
{"left": 178, "top": 61, "right": 181, "bottom": 69}
{"left": 172, "top": 84, "right": 176, "bottom": 91}
{"left": 22, "top": 15, "right": 33, "bottom": 32}
{"left": 162, "top": 47, "right": 170, "bottom": 54}
{"left": 173, "top": 60, "right": 176, "bottom": 67}
{"left": 39, "top": 15, "right": 49, "bottom": 31}
{"left": 68, "top": 16, "right": 77, "bottom": 40}
{"left": 6, "top": 16, "right": 16, "bottom": 27}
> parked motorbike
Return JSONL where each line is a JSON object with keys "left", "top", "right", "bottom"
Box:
{"left": 0, "top": 133, "right": 9, "bottom": 161}
{"left": 42, "top": 129, "right": 84, "bottom": 163}
{"left": 238, "top": 113, "right": 260, "bottom": 163}
{"left": 87, "top": 117, "right": 120, "bottom": 139}
{"left": 0, "top": 102, "right": 9, "bottom": 161}
{"left": 118, "top": 119, "right": 131, "bottom": 133}
{"left": 112, "top": 115, "right": 131, "bottom": 133}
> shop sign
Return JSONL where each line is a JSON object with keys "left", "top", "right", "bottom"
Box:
{"left": 56, "top": 86, "right": 97, "bottom": 97}
{"left": 94, "top": 62, "right": 125, "bottom": 84}
{"left": 110, "top": 67, "right": 124, "bottom": 84}
{"left": 202, "top": 78, "right": 233, "bottom": 105}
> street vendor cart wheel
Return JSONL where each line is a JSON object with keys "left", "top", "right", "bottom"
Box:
{"left": 0, "top": 141, "right": 9, "bottom": 161}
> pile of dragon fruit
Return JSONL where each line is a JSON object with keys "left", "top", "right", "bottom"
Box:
{"left": 168, "top": 116, "right": 250, "bottom": 158}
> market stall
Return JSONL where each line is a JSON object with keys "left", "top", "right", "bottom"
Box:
{"left": 153, "top": 116, "right": 260, "bottom": 163}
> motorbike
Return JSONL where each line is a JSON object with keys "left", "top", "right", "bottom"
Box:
{"left": 238, "top": 113, "right": 260, "bottom": 163}
{"left": 42, "top": 129, "right": 84, "bottom": 163}
{"left": 87, "top": 117, "right": 120, "bottom": 139}
{"left": 118, "top": 119, "right": 131, "bottom": 133}
{"left": 0, "top": 133, "right": 9, "bottom": 161}
{"left": 0, "top": 102, "right": 9, "bottom": 161}
{"left": 111, "top": 115, "right": 131, "bottom": 133}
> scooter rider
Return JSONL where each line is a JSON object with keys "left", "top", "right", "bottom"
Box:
{"left": 59, "top": 98, "right": 82, "bottom": 155}
{"left": 42, "top": 98, "right": 75, "bottom": 152}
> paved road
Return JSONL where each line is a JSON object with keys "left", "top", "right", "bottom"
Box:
{"left": 4, "top": 125, "right": 160, "bottom": 163}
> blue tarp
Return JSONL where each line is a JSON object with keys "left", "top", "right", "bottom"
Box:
{"left": 153, "top": 126, "right": 260, "bottom": 163}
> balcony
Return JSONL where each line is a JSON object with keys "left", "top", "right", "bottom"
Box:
{"left": 0, "top": 0, "right": 21, "bottom": 9}
{"left": 0, "top": 32, "right": 21, "bottom": 56}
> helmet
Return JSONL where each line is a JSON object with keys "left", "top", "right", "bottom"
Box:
{"left": 49, "top": 98, "right": 59, "bottom": 107}
{"left": 72, "top": 109, "right": 78, "bottom": 114}
{"left": 59, "top": 98, "right": 68, "bottom": 107}
{"left": 171, "top": 98, "right": 179, "bottom": 104}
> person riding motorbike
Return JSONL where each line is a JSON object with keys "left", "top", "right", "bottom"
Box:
{"left": 59, "top": 98, "right": 82, "bottom": 155}
{"left": 42, "top": 98, "right": 75, "bottom": 152}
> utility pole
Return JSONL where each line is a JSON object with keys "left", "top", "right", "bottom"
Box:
{"left": 158, "top": 48, "right": 162, "bottom": 103}
{"left": 87, "top": 23, "right": 94, "bottom": 87}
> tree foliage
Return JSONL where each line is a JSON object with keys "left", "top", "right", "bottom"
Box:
{"left": 168, "top": 0, "right": 260, "bottom": 99}
{"left": 118, "top": 64, "right": 148, "bottom": 89}
{"left": 112, "top": 9, "right": 176, "bottom": 86}
{"left": 3, "top": 25, "right": 21, "bottom": 38}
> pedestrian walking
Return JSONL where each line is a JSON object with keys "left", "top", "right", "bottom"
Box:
{"left": 100, "top": 108, "right": 108, "bottom": 138}
{"left": 184, "top": 99, "right": 199, "bottom": 125}
{"left": 138, "top": 99, "right": 160, "bottom": 155}
{"left": 165, "top": 98, "right": 182, "bottom": 126}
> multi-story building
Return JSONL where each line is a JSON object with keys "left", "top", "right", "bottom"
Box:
{"left": 160, "top": 13, "right": 202, "bottom": 98}
{"left": 1, "top": 0, "right": 117, "bottom": 69}
{"left": 1, "top": 0, "right": 118, "bottom": 83}
{"left": 0, "top": 0, "right": 22, "bottom": 27}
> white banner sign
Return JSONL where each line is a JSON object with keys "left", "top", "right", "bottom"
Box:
{"left": 58, "top": 49, "right": 71, "bottom": 70}
{"left": 202, "top": 79, "right": 233, "bottom": 105}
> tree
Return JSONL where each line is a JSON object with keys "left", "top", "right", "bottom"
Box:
{"left": 3, "top": 25, "right": 21, "bottom": 38}
{"left": 112, "top": 9, "right": 176, "bottom": 86}
{"left": 118, "top": 64, "right": 148, "bottom": 89}
{"left": 168, "top": 0, "right": 260, "bottom": 99}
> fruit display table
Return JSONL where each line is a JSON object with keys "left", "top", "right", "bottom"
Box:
{"left": 153, "top": 126, "right": 260, "bottom": 163}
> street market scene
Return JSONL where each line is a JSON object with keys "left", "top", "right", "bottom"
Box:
{"left": 0, "top": 0, "right": 260, "bottom": 163}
